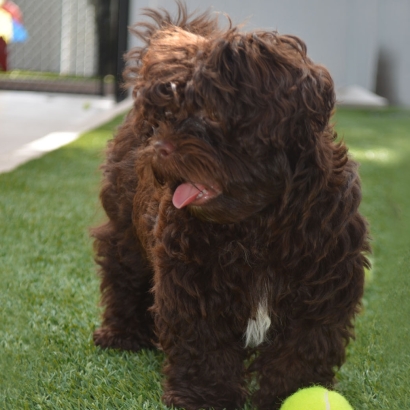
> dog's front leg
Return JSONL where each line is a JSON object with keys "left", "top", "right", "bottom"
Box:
{"left": 250, "top": 321, "right": 344, "bottom": 410}
{"left": 160, "top": 320, "right": 248, "bottom": 410}
{"left": 152, "top": 280, "right": 248, "bottom": 410}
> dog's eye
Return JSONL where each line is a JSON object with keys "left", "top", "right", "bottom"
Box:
{"left": 179, "top": 118, "right": 208, "bottom": 136}
{"left": 138, "top": 121, "right": 155, "bottom": 143}
{"left": 153, "top": 170, "right": 166, "bottom": 186}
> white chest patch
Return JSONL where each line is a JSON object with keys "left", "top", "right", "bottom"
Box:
{"left": 244, "top": 298, "right": 271, "bottom": 348}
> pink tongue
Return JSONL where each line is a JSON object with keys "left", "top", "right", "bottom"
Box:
{"left": 172, "top": 183, "right": 205, "bottom": 209}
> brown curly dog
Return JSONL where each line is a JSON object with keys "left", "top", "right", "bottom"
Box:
{"left": 92, "top": 3, "right": 370, "bottom": 409}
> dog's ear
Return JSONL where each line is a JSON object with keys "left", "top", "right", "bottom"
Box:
{"left": 298, "top": 62, "right": 335, "bottom": 131}
{"left": 267, "top": 34, "right": 335, "bottom": 132}
{"left": 201, "top": 32, "right": 336, "bottom": 131}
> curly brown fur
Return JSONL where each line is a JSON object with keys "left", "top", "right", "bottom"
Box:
{"left": 92, "top": 3, "right": 370, "bottom": 409}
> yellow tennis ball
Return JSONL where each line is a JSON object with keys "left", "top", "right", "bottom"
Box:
{"left": 280, "top": 386, "right": 354, "bottom": 410}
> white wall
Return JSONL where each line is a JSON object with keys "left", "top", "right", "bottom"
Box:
{"left": 128, "top": 0, "right": 380, "bottom": 94}
{"left": 128, "top": 0, "right": 410, "bottom": 106}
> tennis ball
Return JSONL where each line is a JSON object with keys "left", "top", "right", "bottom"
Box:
{"left": 280, "top": 386, "right": 353, "bottom": 410}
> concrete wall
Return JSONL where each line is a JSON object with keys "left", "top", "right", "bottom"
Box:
{"left": 376, "top": 0, "right": 410, "bottom": 106}
{"left": 128, "top": 0, "right": 409, "bottom": 106}
{"left": 59, "top": 0, "right": 97, "bottom": 76}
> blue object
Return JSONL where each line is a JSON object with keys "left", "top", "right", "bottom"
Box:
{"left": 12, "top": 20, "right": 28, "bottom": 43}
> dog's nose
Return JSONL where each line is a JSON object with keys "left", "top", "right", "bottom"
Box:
{"left": 154, "top": 140, "right": 175, "bottom": 157}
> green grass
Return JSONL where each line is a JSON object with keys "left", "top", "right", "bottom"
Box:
{"left": 0, "top": 69, "right": 102, "bottom": 81}
{"left": 0, "top": 70, "right": 114, "bottom": 84}
{"left": 0, "top": 108, "right": 409, "bottom": 409}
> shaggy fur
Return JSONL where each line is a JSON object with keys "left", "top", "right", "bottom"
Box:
{"left": 92, "top": 4, "right": 370, "bottom": 409}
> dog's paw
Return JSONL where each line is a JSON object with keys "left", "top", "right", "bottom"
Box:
{"left": 93, "top": 327, "right": 154, "bottom": 352}
{"left": 162, "top": 392, "right": 201, "bottom": 410}
{"left": 252, "top": 391, "right": 284, "bottom": 410}
{"left": 162, "top": 390, "right": 245, "bottom": 410}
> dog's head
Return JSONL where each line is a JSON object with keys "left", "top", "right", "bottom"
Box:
{"left": 126, "top": 4, "right": 336, "bottom": 224}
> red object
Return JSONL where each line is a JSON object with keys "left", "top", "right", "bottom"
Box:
{"left": 0, "top": 37, "right": 7, "bottom": 71}
{"left": 2, "top": 1, "right": 23, "bottom": 24}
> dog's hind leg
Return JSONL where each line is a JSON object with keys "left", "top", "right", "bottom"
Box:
{"left": 92, "top": 220, "right": 156, "bottom": 351}
{"left": 92, "top": 144, "right": 156, "bottom": 351}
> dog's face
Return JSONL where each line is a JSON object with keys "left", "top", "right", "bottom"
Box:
{"left": 127, "top": 18, "right": 335, "bottom": 224}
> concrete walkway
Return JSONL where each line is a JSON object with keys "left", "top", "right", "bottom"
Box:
{"left": 0, "top": 91, "right": 133, "bottom": 173}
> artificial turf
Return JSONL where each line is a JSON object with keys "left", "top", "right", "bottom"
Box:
{"left": 0, "top": 108, "right": 409, "bottom": 409}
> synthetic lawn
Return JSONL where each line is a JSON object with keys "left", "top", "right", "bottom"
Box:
{"left": 0, "top": 108, "right": 409, "bottom": 409}
{"left": 0, "top": 70, "right": 102, "bottom": 81}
